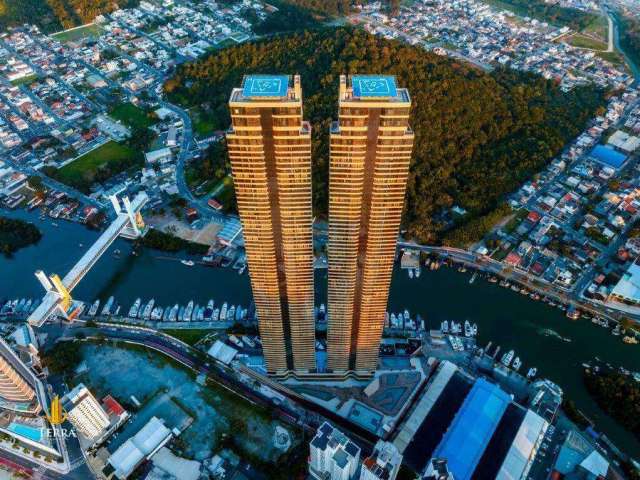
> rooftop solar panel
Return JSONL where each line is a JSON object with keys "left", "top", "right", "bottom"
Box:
{"left": 352, "top": 75, "right": 398, "bottom": 98}
{"left": 242, "top": 75, "right": 289, "bottom": 98}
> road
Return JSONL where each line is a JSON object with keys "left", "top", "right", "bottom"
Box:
{"left": 41, "top": 322, "right": 378, "bottom": 452}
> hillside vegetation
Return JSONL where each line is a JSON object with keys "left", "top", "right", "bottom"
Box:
{"left": 616, "top": 11, "right": 640, "bottom": 69}
{"left": 584, "top": 370, "right": 640, "bottom": 441}
{"left": 0, "top": 0, "right": 137, "bottom": 33}
{"left": 165, "top": 28, "right": 605, "bottom": 244}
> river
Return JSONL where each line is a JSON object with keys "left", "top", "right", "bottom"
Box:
{"left": 1, "top": 208, "right": 640, "bottom": 457}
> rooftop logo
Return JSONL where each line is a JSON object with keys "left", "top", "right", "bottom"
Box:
{"left": 46, "top": 395, "right": 67, "bottom": 426}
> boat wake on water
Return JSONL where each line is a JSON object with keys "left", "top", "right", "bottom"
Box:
{"left": 539, "top": 328, "right": 572, "bottom": 343}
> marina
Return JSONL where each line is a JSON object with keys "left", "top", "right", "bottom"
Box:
{"left": 1, "top": 208, "right": 640, "bottom": 456}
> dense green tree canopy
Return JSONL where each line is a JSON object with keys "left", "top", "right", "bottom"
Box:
{"left": 165, "top": 27, "right": 605, "bottom": 244}
{"left": 0, "top": 0, "right": 138, "bottom": 32}
{"left": 584, "top": 370, "right": 640, "bottom": 441}
{"left": 0, "top": 216, "right": 41, "bottom": 256}
{"left": 617, "top": 11, "right": 640, "bottom": 68}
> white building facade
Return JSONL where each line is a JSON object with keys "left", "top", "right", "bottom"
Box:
{"left": 62, "top": 383, "right": 110, "bottom": 440}
{"left": 309, "top": 422, "right": 361, "bottom": 480}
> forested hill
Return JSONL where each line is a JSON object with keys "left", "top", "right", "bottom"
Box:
{"left": 165, "top": 28, "right": 606, "bottom": 244}
{"left": 0, "top": 0, "right": 137, "bottom": 33}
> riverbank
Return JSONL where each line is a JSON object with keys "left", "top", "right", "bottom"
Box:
{"left": 1, "top": 207, "right": 640, "bottom": 456}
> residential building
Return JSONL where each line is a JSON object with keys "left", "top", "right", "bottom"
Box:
{"left": 62, "top": 383, "right": 110, "bottom": 441}
{"left": 226, "top": 74, "right": 315, "bottom": 375}
{"left": 327, "top": 75, "right": 414, "bottom": 374}
{"left": 360, "top": 440, "right": 402, "bottom": 480}
{"left": 0, "top": 337, "right": 37, "bottom": 405}
{"left": 309, "top": 422, "right": 361, "bottom": 480}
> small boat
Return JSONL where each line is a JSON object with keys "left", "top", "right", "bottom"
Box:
{"left": 113, "top": 305, "right": 121, "bottom": 316}
{"left": 129, "top": 298, "right": 142, "bottom": 318}
{"left": 220, "top": 302, "right": 228, "bottom": 321}
{"left": 181, "top": 259, "right": 195, "bottom": 267}
{"left": 162, "top": 308, "right": 171, "bottom": 322}
{"left": 464, "top": 320, "right": 473, "bottom": 337}
{"left": 501, "top": 350, "right": 515, "bottom": 367}
{"left": 168, "top": 304, "right": 179, "bottom": 321}
{"left": 212, "top": 308, "right": 220, "bottom": 321}
{"left": 415, "top": 267, "right": 421, "bottom": 278}
{"left": 469, "top": 272, "right": 477, "bottom": 284}
{"left": 204, "top": 300, "right": 214, "bottom": 320}
{"left": 189, "top": 304, "right": 199, "bottom": 322}
{"left": 512, "top": 357, "right": 522, "bottom": 371}
{"left": 178, "top": 306, "right": 185, "bottom": 321}
{"left": 101, "top": 296, "right": 115, "bottom": 316}
{"left": 23, "top": 299, "right": 32, "bottom": 314}
{"left": 442, "top": 320, "right": 449, "bottom": 333}
{"left": 227, "top": 305, "right": 236, "bottom": 322}
{"left": 238, "top": 264, "right": 246, "bottom": 275}
{"left": 526, "top": 367, "right": 537, "bottom": 379}
{"left": 183, "top": 301, "right": 194, "bottom": 321}
{"left": 142, "top": 299, "right": 155, "bottom": 320}
{"left": 88, "top": 299, "right": 100, "bottom": 317}
{"left": 623, "top": 336, "right": 638, "bottom": 345}
{"left": 197, "top": 307, "right": 205, "bottom": 321}
{"left": 151, "top": 306, "right": 163, "bottom": 320}
{"left": 408, "top": 269, "right": 414, "bottom": 279}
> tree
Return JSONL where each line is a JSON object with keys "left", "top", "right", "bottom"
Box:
{"left": 27, "top": 175, "right": 45, "bottom": 192}
{"left": 165, "top": 27, "right": 604, "bottom": 244}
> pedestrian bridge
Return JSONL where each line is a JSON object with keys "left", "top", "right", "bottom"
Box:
{"left": 28, "top": 193, "right": 148, "bottom": 327}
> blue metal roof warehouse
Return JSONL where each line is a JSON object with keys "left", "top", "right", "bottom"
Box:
{"left": 432, "top": 378, "right": 511, "bottom": 480}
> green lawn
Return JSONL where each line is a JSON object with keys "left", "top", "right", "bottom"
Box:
{"left": 191, "top": 109, "right": 216, "bottom": 138}
{"left": 57, "top": 141, "right": 136, "bottom": 183}
{"left": 581, "top": 14, "right": 608, "bottom": 42}
{"left": 10, "top": 74, "right": 37, "bottom": 86}
{"left": 52, "top": 24, "right": 103, "bottom": 42}
{"left": 565, "top": 33, "right": 608, "bottom": 51}
{"left": 596, "top": 50, "right": 626, "bottom": 66}
{"left": 110, "top": 103, "right": 157, "bottom": 130}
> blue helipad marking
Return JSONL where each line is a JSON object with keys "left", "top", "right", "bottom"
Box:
{"left": 242, "top": 75, "right": 289, "bottom": 98}
{"left": 352, "top": 75, "right": 397, "bottom": 98}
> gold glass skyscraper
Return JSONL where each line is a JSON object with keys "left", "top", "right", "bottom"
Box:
{"left": 226, "top": 75, "right": 315, "bottom": 375}
{"left": 327, "top": 75, "right": 414, "bottom": 375}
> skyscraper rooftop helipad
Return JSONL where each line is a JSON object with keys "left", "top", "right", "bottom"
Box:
{"left": 242, "top": 74, "right": 289, "bottom": 98}
{"left": 351, "top": 75, "right": 398, "bottom": 98}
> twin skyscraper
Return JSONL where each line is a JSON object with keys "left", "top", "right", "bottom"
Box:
{"left": 226, "top": 74, "right": 414, "bottom": 377}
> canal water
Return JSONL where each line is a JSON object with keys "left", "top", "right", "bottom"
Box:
{"left": 2, "top": 208, "right": 640, "bottom": 457}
